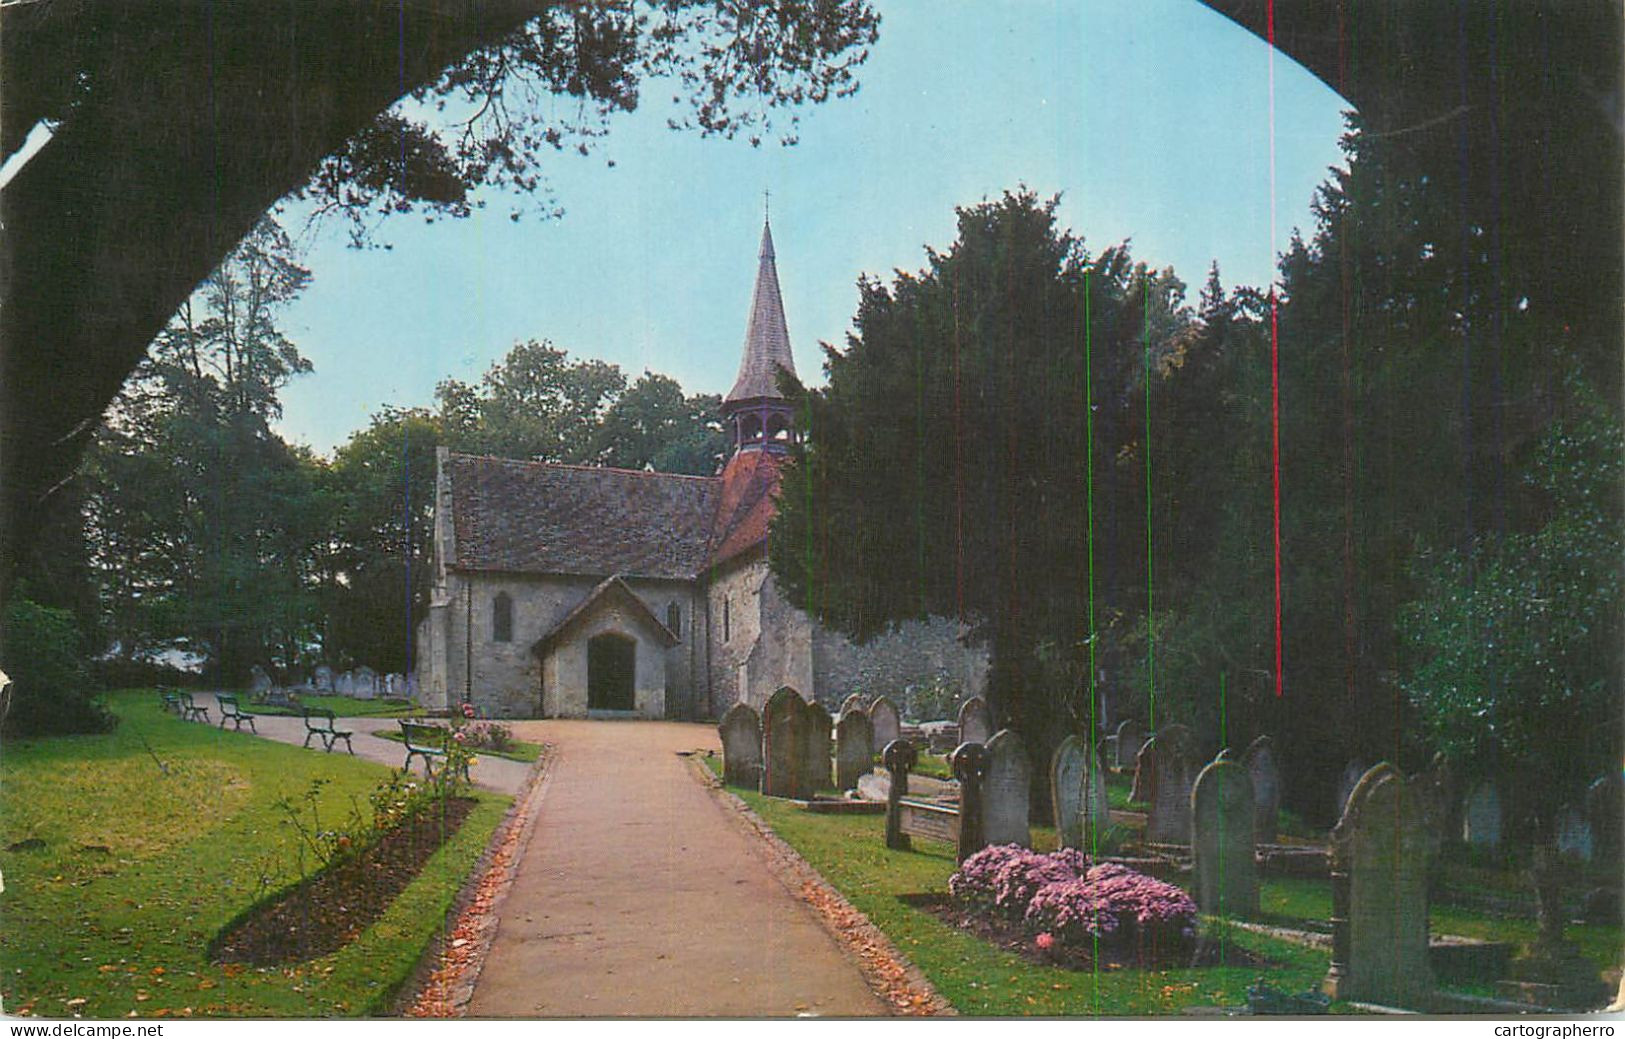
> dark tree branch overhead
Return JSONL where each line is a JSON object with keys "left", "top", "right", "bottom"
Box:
{"left": 0, "top": 0, "right": 879, "bottom": 606}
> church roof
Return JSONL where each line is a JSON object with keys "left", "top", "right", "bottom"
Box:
{"left": 445, "top": 453, "right": 721, "bottom": 580}
{"left": 725, "top": 220, "right": 798, "bottom": 403}
{"left": 708, "top": 449, "right": 785, "bottom": 570}
{"left": 531, "top": 575, "right": 679, "bottom": 656}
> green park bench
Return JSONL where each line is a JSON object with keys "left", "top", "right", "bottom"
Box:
{"left": 159, "top": 690, "right": 182, "bottom": 716}
{"left": 400, "top": 721, "right": 470, "bottom": 781}
{"left": 301, "top": 707, "right": 353, "bottom": 754}
{"left": 177, "top": 691, "right": 209, "bottom": 723}
{"left": 216, "top": 693, "right": 258, "bottom": 733}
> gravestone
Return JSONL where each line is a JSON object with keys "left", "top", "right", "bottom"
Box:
{"left": 841, "top": 692, "right": 866, "bottom": 719}
{"left": 835, "top": 709, "right": 875, "bottom": 792}
{"left": 1143, "top": 724, "right": 1198, "bottom": 844}
{"left": 801, "top": 699, "right": 833, "bottom": 794}
{"left": 950, "top": 741, "right": 991, "bottom": 862}
{"left": 1114, "top": 718, "right": 1146, "bottom": 770}
{"left": 248, "top": 665, "right": 273, "bottom": 693}
{"left": 868, "top": 696, "right": 901, "bottom": 751}
{"left": 1050, "top": 735, "right": 1110, "bottom": 849}
{"left": 762, "top": 687, "right": 806, "bottom": 798}
{"left": 1192, "top": 756, "right": 1259, "bottom": 917}
{"left": 883, "top": 739, "right": 918, "bottom": 850}
{"left": 1461, "top": 782, "right": 1502, "bottom": 848}
{"left": 1242, "top": 735, "right": 1282, "bottom": 843}
{"left": 1587, "top": 775, "right": 1623, "bottom": 864}
{"left": 717, "top": 703, "right": 764, "bottom": 788}
{"left": 1323, "top": 764, "right": 1438, "bottom": 1008}
{"left": 1557, "top": 806, "right": 1595, "bottom": 862}
{"left": 405, "top": 673, "right": 420, "bottom": 700}
{"left": 385, "top": 673, "right": 404, "bottom": 697}
{"left": 983, "top": 729, "right": 1032, "bottom": 848}
{"left": 313, "top": 665, "right": 334, "bottom": 692}
{"left": 957, "top": 696, "right": 993, "bottom": 747}
{"left": 335, "top": 671, "right": 355, "bottom": 696}
{"left": 1334, "top": 760, "right": 1369, "bottom": 823}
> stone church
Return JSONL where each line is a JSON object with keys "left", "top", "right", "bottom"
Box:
{"left": 415, "top": 220, "right": 986, "bottom": 719}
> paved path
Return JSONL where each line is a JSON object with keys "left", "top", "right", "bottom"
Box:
{"left": 466, "top": 720, "right": 886, "bottom": 1018}
{"left": 192, "top": 694, "right": 530, "bottom": 795}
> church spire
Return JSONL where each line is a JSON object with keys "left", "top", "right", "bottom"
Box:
{"left": 725, "top": 218, "right": 798, "bottom": 403}
{"left": 722, "top": 215, "right": 799, "bottom": 455}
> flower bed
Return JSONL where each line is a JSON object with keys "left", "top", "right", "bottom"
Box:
{"left": 946, "top": 845, "right": 1200, "bottom": 968}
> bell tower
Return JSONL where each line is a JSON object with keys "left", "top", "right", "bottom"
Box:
{"left": 721, "top": 217, "right": 798, "bottom": 456}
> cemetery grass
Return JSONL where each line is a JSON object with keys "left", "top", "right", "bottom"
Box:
{"left": 252, "top": 694, "right": 424, "bottom": 718}
{"left": 1260, "top": 876, "right": 1623, "bottom": 983}
{"left": 711, "top": 769, "right": 1325, "bottom": 1015}
{"left": 373, "top": 728, "right": 544, "bottom": 764}
{"left": 0, "top": 690, "right": 508, "bottom": 1019}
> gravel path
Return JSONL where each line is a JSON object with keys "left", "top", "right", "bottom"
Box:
{"left": 464, "top": 719, "right": 887, "bottom": 1018}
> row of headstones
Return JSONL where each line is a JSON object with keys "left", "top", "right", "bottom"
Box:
{"left": 1353, "top": 764, "right": 1620, "bottom": 863}
{"left": 1128, "top": 724, "right": 1284, "bottom": 845}
{"left": 718, "top": 690, "right": 1000, "bottom": 799}
{"left": 248, "top": 664, "right": 414, "bottom": 701}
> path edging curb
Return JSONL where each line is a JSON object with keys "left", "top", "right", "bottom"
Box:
{"left": 396, "top": 742, "right": 557, "bottom": 1017}
{"left": 685, "top": 753, "right": 955, "bottom": 1017}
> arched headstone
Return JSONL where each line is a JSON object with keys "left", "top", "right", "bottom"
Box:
{"left": 835, "top": 709, "right": 875, "bottom": 792}
{"left": 868, "top": 695, "right": 901, "bottom": 751}
{"left": 1143, "top": 724, "right": 1198, "bottom": 844}
{"left": 957, "top": 696, "right": 993, "bottom": 747}
{"left": 1323, "top": 764, "right": 1438, "bottom": 1008}
{"left": 1461, "top": 782, "right": 1502, "bottom": 848}
{"left": 1051, "top": 734, "right": 1110, "bottom": 849}
{"left": 800, "top": 699, "right": 832, "bottom": 794}
{"left": 840, "top": 692, "right": 865, "bottom": 719}
{"left": 1114, "top": 718, "right": 1146, "bottom": 770}
{"left": 1242, "top": 734, "right": 1282, "bottom": 843}
{"left": 1334, "top": 760, "right": 1369, "bottom": 823}
{"left": 762, "top": 687, "right": 806, "bottom": 798}
{"left": 313, "top": 665, "right": 334, "bottom": 692}
{"left": 335, "top": 671, "right": 355, "bottom": 696}
{"left": 354, "top": 666, "right": 379, "bottom": 700}
{"left": 1557, "top": 806, "right": 1595, "bottom": 862}
{"left": 983, "top": 729, "right": 1031, "bottom": 848}
{"left": 717, "top": 703, "right": 763, "bottom": 788}
{"left": 1192, "top": 756, "right": 1258, "bottom": 917}
{"left": 249, "top": 665, "right": 273, "bottom": 693}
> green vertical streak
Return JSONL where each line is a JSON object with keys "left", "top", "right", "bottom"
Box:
{"left": 1219, "top": 670, "right": 1227, "bottom": 749}
{"left": 1085, "top": 271, "right": 1097, "bottom": 848}
{"left": 1144, "top": 282, "right": 1156, "bottom": 731}
{"left": 803, "top": 395, "right": 815, "bottom": 623}
{"left": 916, "top": 316, "right": 927, "bottom": 614}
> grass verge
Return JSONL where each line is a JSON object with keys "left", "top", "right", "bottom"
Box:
{"left": 371, "top": 729, "right": 543, "bottom": 764}
{"left": 0, "top": 690, "right": 508, "bottom": 1019}
{"left": 703, "top": 758, "right": 1324, "bottom": 1015}
{"left": 250, "top": 694, "right": 425, "bottom": 719}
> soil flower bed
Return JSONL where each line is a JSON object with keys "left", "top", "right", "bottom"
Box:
{"left": 210, "top": 797, "right": 475, "bottom": 965}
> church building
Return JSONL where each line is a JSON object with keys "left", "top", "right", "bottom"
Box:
{"left": 415, "top": 220, "right": 986, "bottom": 719}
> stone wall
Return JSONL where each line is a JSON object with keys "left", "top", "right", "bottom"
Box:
{"left": 706, "top": 553, "right": 814, "bottom": 717}
{"left": 811, "top": 615, "right": 988, "bottom": 715}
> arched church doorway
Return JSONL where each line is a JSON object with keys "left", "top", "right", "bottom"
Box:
{"left": 587, "top": 633, "right": 636, "bottom": 711}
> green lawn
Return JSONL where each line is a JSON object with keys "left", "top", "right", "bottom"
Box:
{"left": 0, "top": 690, "right": 508, "bottom": 1019}
{"left": 372, "top": 728, "right": 543, "bottom": 764}
{"left": 249, "top": 694, "right": 424, "bottom": 719}
{"left": 706, "top": 760, "right": 1325, "bottom": 1016}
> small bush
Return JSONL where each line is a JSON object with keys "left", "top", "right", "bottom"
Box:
{"left": 1, "top": 598, "right": 115, "bottom": 737}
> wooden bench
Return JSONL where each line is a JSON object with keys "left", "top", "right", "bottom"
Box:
{"left": 217, "top": 693, "right": 257, "bottom": 733}
{"left": 177, "top": 691, "right": 210, "bottom": 723}
{"left": 301, "top": 707, "right": 353, "bottom": 754}
{"left": 400, "top": 721, "right": 470, "bottom": 780}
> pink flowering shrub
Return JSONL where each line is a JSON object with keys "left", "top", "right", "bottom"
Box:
{"left": 950, "top": 848, "right": 1199, "bottom": 963}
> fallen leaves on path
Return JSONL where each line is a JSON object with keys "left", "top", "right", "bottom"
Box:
{"left": 798, "top": 879, "right": 943, "bottom": 1017}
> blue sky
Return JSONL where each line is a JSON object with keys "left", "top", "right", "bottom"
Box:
{"left": 275, "top": 0, "right": 1350, "bottom": 454}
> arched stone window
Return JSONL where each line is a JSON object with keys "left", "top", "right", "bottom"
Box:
{"left": 666, "top": 601, "right": 682, "bottom": 637}
{"left": 723, "top": 597, "right": 731, "bottom": 642}
{"left": 740, "top": 414, "right": 763, "bottom": 443}
{"left": 492, "top": 592, "right": 513, "bottom": 643}
{"left": 766, "top": 415, "right": 790, "bottom": 441}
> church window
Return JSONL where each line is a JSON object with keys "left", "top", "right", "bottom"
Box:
{"left": 741, "top": 414, "right": 763, "bottom": 443}
{"left": 723, "top": 598, "right": 731, "bottom": 642}
{"left": 666, "top": 601, "right": 682, "bottom": 637}
{"left": 492, "top": 592, "right": 513, "bottom": 643}
{"left": 767, "top": 415, "right": 790, "bottom": 441}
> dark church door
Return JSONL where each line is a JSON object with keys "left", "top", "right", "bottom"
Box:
{"left": 587, "top": 634, "right": 636, "bottom": 711}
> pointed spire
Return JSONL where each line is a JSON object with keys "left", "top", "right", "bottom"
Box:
{"left": 725, "top": 217, "right": 797, "bottom": 403}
